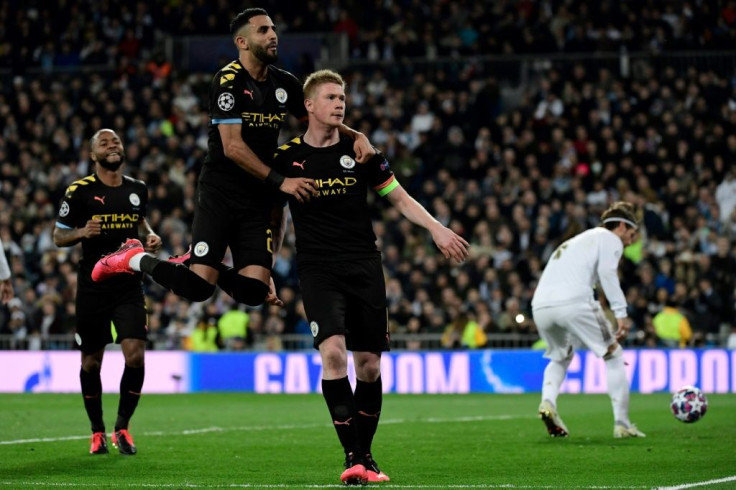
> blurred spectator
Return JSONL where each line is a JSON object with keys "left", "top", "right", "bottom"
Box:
{"left": 217, "top": 304, "right": 249, "bottom": 351}
{"left": 496, "top": 297, "right": 533, "bottom": 333}
{"left": 145, "top": 52, "right": 172, "bottom": 88}
{"left": 688, "top": 278, "right": 725, "bottom": 345}
{"left": 7, "top": 298, "right": 28, "bottom": 349}
{"left": 441, "top": 311, "right": 487, "bottom": 349}
{"left": 188, "top": 316, "right": 219, "bottom": 352}
{"left": 652, "top": 299, "right": 693, "bottom": 348}
{"left": 402, "top": 316, "right": 424, "bottom": 350}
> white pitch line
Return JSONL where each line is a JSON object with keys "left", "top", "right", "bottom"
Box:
{"left": 655, "top": 475, "right": 736, "bottom": 489}
{"left": 0, "top": 414, "right": 530, "bottom": 446}
{"left": 0, "top": 483, "right": 652, "bottom": 489}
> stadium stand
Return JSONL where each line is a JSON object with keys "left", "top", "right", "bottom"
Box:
{"left": 1, "top": 1, "right": 735, "bottom": 350}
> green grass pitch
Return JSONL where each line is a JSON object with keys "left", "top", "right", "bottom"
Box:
{"left": 0, "top": 393, "right": 734, "bottom": 489}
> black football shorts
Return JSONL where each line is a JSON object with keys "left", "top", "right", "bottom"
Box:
{"left": 75, "top": 287, "right": 147, "bottom": 354}
{"left": 190, "top": 181, "right": 273, "bottom": 270}
{"left": 298, "top": 256, "right": 390, "bottom": 352}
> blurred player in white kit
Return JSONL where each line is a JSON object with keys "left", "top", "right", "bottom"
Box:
{"left": 532, "top": 201, "right": 646, "bottom": 439}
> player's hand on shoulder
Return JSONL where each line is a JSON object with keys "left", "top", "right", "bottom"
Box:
{"left": 145, "top": 233, "right": 162, "bottom": 253}
{"left": 281, "top": 177, "right": 319, "bottom": 203}
{"left": 431, "top": 225, "right": 470, "bottom": 263}
{"left": 82, "top": 219, "right": 102, "bottom": 239}
{"left": 353, "top": 133, "right": 376, "bottom": 163}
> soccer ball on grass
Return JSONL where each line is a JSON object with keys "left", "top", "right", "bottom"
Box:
{"left": 670, "top": 385, "right": 708, "bottom": 423}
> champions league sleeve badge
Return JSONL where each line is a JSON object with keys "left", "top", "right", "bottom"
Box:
{"left": 218, "top": 92, "right": 235, "bottom": 111}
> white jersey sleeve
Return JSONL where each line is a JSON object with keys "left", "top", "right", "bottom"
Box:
{"left": 532, "top": 227, "right": 627, "bottom": 317}
{"left": 596, "top": 231, "right": 627, "bottom": 318}
{"left": 0, "top": 238, "right": 10, "bottom": 281}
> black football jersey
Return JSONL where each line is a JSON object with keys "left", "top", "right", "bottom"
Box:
{"left": 56, "top": 174, "right": 147, "bottom": 291}
{"left": 272, "top": 135, "right": 397, "bottom": 262}
{"left": 203, "top": 59, "right": 307, "bottom": 203}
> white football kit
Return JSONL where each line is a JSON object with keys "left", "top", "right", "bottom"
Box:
{"left": 532, "top": 227, "right": 626, "bottom": 360}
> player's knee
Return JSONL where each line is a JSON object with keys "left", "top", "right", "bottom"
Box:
{"left": 604, "top": 343, "right": 622, "bottom": 361}
{"left": 322, "top": 354, "right": 348, "bottom": 377}
{"left": 319, "top": 338, "right": 348, "bottom": 376}
{"left": 82, "top": 360, "right": 102, "bottom": 373}
{"left": 357, "top": 362, "right": 380, "bottom": 382}
{"left": 125, "top": 351, "right": 144, "bottom": 368}
{"left": 121, "top": 341, "right": 145, "bottom": 368}
{"left": 355, "top": 353, "right": 381, "bottom": 382}
{"left": 230, "top": 277, "right": 269, "bottom": 306}
{"left": 184, "top": 274, "right": 216, "bottom": 302}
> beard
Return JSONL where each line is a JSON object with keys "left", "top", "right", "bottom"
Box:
{"left": 252, "top": 43, "right": 278, "bottom": 64}
{"left": 96, "top": 152, "right": 125, "bottom": 171}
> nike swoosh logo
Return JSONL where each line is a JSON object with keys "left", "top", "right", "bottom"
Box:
{"left": 358, "top": 411, "right": 380, "bottom": 419}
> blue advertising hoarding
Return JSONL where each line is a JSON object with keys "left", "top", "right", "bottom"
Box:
{"left": 3, "top": 349, "right": 733, "bottom": 394}
{"left": 189, "top": 349, "right": 736, "bottom": 394}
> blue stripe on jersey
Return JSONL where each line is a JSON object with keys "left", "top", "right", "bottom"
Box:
{"left": 55, "top": 222, "right": 73, "bottom": 230}
{"left": 212, "top": 118, "right": 241, "bottom": 124}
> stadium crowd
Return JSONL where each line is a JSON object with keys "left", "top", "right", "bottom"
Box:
{"left": 2, "top": 0, "right": 736, "bottom": 72}
{"left": 1, "top": 1, "right": 736, "bottom": 351}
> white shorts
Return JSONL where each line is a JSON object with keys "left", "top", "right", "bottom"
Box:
{"left": 532, "top": 299, "right": 615, "bottom": 361}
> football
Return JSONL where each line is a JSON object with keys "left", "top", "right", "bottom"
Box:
{"left": 670, "top": 385, "right": 708, "bottom": 423}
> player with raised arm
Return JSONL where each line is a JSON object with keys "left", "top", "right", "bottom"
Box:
{"left": 532, "top": 201, "right": 645, "bottom": 439}
{"left": 54, "top": 129, "right": 162, "bottom": 455}
{"left": 91, "top": 8, "right": 373, "bottom": 308}
{"left": 271, "top": 70, "right": 469, "bottom": 484}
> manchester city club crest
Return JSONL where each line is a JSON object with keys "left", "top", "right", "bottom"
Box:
{"left": 194, "top": 241, "right": 210, "bottom": 257}
{"left": 129, "top": 193, "right": 140, "bottom": 206}
{"left": 339, "top": 155, "right": 355, "bottom": 169}
{"left": 310, "top": 321, "right": 319, "bottom": 337}
{"left": 275, "top": 88, "right": 287, "bottom": 103}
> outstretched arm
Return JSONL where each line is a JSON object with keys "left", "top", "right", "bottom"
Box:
{"left": 385, "top": 183, "right": 469, "bottom": 263}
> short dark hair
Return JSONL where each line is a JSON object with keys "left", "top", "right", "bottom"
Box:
{"left": 230, "top": 8, "right": 269, "bottom": 37}
{"left": 600, "top": 201, "right": 639, "bottom": 230}
{"left": 90, "top": 128, "right": 119, "bottom": 149}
